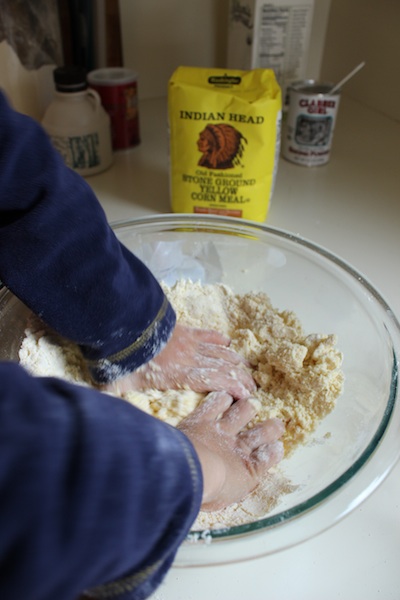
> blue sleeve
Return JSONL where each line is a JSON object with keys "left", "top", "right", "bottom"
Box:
{"left": 0, "top": 90, "right": 175, "bottom": 383}
{"left": 0, "top": 362, "right": 203, "bottom": 600}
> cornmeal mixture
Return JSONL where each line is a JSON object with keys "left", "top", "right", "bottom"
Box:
{"left": 19, "top": 280, "right": 344, "bottom": 530}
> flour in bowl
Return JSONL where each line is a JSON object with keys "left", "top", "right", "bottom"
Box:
{"left": 19, "top": 280, "right": 344, "bottom": 530}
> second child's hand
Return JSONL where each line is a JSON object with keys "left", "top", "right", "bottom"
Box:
{"left": 179, "top": 391, "right": 285, "bottom": 511}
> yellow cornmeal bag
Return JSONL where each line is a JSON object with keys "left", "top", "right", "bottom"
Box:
{"left": 168, "top": 67, "right": 281, "bottom": 222}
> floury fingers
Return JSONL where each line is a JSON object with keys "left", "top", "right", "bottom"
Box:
{"left": 168, "top": 67, "right": 282, "bottom": 223}
{"left": 282, "top": 80, "right": 341, "bottom": 167}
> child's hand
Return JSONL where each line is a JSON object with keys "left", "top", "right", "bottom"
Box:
{"left": 104, "top": 324, "right": 256, "bottom": 401}
{"left": 178, "top": 391, "right": 285, "bottom": 511}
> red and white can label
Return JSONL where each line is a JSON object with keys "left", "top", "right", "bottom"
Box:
{"left": 282, "top": 81, "right": 340, "bottom": 167}
{"left": 88, "top": 68, "right": 140, "bottom": 150}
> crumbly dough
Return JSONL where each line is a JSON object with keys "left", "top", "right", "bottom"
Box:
{"left": 19, "top": 280, "right": 344, "bottom": 530}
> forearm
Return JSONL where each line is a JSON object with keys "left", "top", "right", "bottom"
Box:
{"left": 0, "top": 363, "right": 202, "bottom": 599}
{"left": 0, "top": 91, "right": 175, "bottom": 382}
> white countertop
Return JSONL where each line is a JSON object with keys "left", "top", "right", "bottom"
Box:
{"left": 88, "top": 96, "right": 400, "bottom": 600}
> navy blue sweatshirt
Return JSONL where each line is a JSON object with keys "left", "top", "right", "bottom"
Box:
{"left": 0, "top": 91, "right": 202, "bottom": 600}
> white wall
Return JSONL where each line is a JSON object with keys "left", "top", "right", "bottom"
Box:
{"left": 119, "top": 0, "right": 229, "bottom": 99}
{"left": 119, "top": 0, "right": 400, "bottom": 123}
{"left": 119, "top": 0, "right": 333, "bottom": 100}
{"left": 320, "top": 0, "right": 400, "bottom": 122}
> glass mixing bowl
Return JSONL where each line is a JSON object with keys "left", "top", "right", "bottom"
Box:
{"left": 1, "top": 214, "right": 399, "bottom": 566}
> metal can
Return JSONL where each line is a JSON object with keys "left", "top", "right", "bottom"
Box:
{"left": 282, "top": 80, "right": 340, "bottom": 166}
{"left": 87, "top": 68, "right": 140, "bottom": 150}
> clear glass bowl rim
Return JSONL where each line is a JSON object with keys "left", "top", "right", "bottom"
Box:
{"left": 110, "top": 214, "right": 400, "bottom": 542}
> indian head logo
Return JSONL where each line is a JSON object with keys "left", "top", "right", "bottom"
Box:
{"left": 197, "top": 123, "right": 247, "bottom": 170}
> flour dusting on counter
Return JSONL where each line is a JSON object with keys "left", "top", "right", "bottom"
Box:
{"left": 19, "top": 280, "right": 344, "bottom": 530}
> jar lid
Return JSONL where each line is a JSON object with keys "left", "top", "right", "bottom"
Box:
{"left": 54, "top": 66, "right": 88, "bottom": 92}
{"left": 87, "top": 67, "right": 138, "bottom": 86}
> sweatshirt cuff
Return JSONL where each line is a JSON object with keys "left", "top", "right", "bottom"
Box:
{"left": 83, "top": 297, "right": 176, "bottom": 384}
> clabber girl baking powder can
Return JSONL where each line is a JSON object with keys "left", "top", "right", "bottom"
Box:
{"left": 282, "top": 80, "right": 340, "bottom": 166}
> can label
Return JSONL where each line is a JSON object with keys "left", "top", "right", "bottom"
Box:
{"left": 282, "top": 81, "right": 340, "bottom": 166}
{"left": 88, "top": 69, "right": 140, "bottom": 150}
